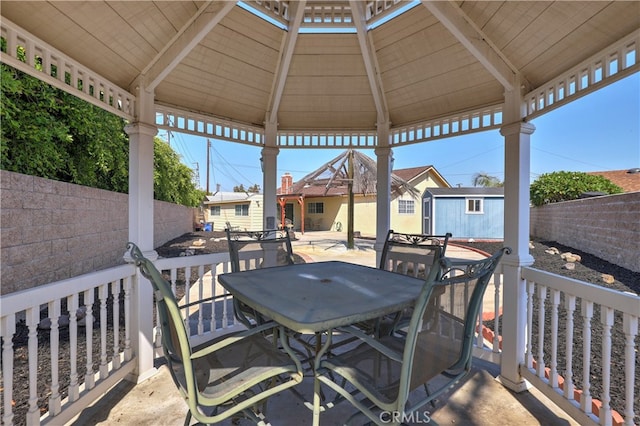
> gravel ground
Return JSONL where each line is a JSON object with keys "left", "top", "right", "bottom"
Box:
{"left": 6, "top": 232, "right": 639, "bottom": 424}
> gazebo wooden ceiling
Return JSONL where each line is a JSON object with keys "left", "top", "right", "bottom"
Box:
{"left": 1, "top": 1, "right": 638, "bottom": 148}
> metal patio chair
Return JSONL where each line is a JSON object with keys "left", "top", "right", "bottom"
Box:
{"left": 225, "top": 228, "right": 295, "bottom": 328}
{"left": 314, "top": 247, "right": 510, "bottom": 426}
{"left": 127, "top": 243, "right": 303, "bottom": 426}
{"left": 358, "top": 230, "right": 452, "bottom": 337}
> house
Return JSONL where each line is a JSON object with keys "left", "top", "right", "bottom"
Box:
{"left": 202, "top": 191, "right": 263, "bottom": 231}
{"left": 588, "top": 168, "right": 640, "bottom": 193}
{"left": 277, "top": 155, "right": 451, "bottom": 236}
{"left": 424, "top": 187, "right": 505, "bottom": 240}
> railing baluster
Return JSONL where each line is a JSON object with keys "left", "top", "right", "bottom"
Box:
{"left": 1, "top": 314, "right": 16, "bottom": 425}
{"left": 549, "top": 289, "right": 560, "bottom": 387}
{"left": 563, "top": 294, "right": 576, "bottom": 401}
{"left": 49, "top": 299, "right": 62, "bottom": 415}
{"left": 209, "top": 262, "right": 216, "bottom": 332}
{"left": 123, "top": 276, "right": 133, "bottom": 361}
{"left": 599, "top": 307, "right": 614, "bottom": 426}
{"left": 68, "top": 294, "right": 80, "bottom": 402}
{"left": 536, "top": 285, "right": 547, "bottom": 378}
{"left": 112, "top": 281, "right": 121, "bottom": 370}
{"left": 26, "top": 307, "right": 39, "bottom": 423}
{"left": 99, "top": 284, "right": 109, "bottom": 379}
{"left": 622, "top": 313, "right": 638, "bottom": 426}
{"left": 525, "top": 280, "right": 534, "bottom": 369}
{"left": 84, "top": 289, "right": 95, "bottom": 390}
{"left": 580, "top": 300, "right": 593, "bottom": 414}
{"left": 492, "top": 272, "right": 502, "bottom": 353}
{"left": 184, "top": 267, "right": 192, "bottom": 333}
{"left": 198, "top": 265, "right": 205, "bottom": 335}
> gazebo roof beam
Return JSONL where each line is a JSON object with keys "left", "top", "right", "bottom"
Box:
{"left": 350, "top": 0, "right": 389, "bottom": 122}
{"left": 141, "top": 1, "right": 236, "bottom": 91}
{"left": 421, "top": 0, "right": 518, "bottom": 92}
{"left": 266, "top": 1, "right": 306, "bottom": 125}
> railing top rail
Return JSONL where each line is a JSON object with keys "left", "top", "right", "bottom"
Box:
{"left": 522, "top": 266, "right": 640, "bottom": 316}
{"left": 0, "top": 264, "right": 135, "bottom": 316}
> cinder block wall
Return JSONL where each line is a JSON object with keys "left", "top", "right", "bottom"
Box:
{"left": 530, "top": 192, "right": 640, "bottom": 272}
{"left": 1, "top": 170, "right": 195, "bottom": 294}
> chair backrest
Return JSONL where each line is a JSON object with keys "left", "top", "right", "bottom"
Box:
{"left": 399, "top": 247, "right": 510, "bottom": 402}
{"left": 126, "top": 243, "right": 196, "bottom": 398}
{"left": 379, "top": 230, "right": 452, "bottom": 279}
{"left": 226, "top": 229, "right": 294, "bottom": 272}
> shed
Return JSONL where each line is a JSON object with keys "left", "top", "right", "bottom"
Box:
{"left": 424, "top": 187, "right": 504, "bottom": 240}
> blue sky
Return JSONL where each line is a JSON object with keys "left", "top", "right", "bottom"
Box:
{"left": 163, "top": 73, "right": 639, "bottom": 191}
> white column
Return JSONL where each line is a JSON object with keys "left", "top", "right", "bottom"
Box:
{"left": 262, "top": 122, "right": 279, "bottom": 230}
{"left": 375, "top": 121, "right": 392, "bottom": 267}
{"left": 498, "top": 82, "right": 536, "bottom": 392}
{"left": 124, "top": 83, "right": 158, "bottom": 383}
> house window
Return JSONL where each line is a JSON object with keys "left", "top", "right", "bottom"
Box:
{"left": 235, "top": 204, "right": 249, "bottom": 216}
{"left": 308, "top": 202, "right": 324, "bottom": 214}
{"left": 466, "top": 198, "right": 484, "bottom": 214}
{"left": 398, "top": 200, "right": 415, "bottom": 214}
{"left": 210, "top": 206, "right": 220, "bottom": 216}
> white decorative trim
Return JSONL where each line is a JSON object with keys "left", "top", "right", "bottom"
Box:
{"left": 0, "top": 18, "right": 135, "bottom": 120}
{"left": 524, "top": 29, "right": 640, "bottom": 119}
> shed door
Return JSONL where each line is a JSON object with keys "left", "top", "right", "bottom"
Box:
{"left": 423, "top": 198, "right": 431, "bottom": 234}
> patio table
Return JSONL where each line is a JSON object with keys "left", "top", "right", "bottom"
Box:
{"left": 218, "top": 260, "right": 424, "bottom": 424}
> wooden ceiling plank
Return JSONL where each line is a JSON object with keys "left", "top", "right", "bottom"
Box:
{"left": 143, "top": 1, "right": 236, "bottom": 90}
{"left": 350, "top": 0, "right": 388, "bottom": 121}
{"left": 421, "top": 0, "right": 517, "bottom": 91}
{"left": 266, "top": 1, "right": 306, "bottom": 125}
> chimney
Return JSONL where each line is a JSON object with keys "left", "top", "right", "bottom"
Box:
{"left": 281, "top": 173, "right": 293, "bottom": 194}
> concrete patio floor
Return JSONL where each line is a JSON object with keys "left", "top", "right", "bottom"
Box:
{"left": 68, "top": 232, "right": 579, "bottom": 425}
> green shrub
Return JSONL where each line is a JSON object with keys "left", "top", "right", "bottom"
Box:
{"left": 530, "top": 171, "right": 623, "bottom": 206}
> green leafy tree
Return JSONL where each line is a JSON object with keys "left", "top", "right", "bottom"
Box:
{"left": 154, "top": 138, "right": 205, "bottom": 206}
{"left": 530, "top": 171, "right": 623, "bottom": 206}
{"left": 233, "top": 184, "right": 246, "bottom": 192}
{"left": 472, "top": 172, "right": 503, "bottom": 187}
{"left": 1, "top": 63, "right": 204, "bottom": 206}
{"left": 247, "top": 184, "right": 261, "bottom": 193}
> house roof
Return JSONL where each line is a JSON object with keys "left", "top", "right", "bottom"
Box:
{"left": 204, "top": 192, "right": 261, "bottom": 205}
{"left": 393, "top": 166, "right": 451, "bottom": 188}
{"left": 588, "top": 169, "right": 640, "bottom": 193}
{"left": 426, "top": 187, "right": 504, "bottom": 197}
{"left": 279, "top": 151, "right": 444, "bottom": 198}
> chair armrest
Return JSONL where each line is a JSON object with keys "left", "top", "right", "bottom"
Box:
{"left": 334, "top": 325, "right": 403, "bottom": 363}
{"left": 190, "top": 321, "right": 279, "bottom": 359}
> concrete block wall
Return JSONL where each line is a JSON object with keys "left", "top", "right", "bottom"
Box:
{"left": 1, "top": 171, "right": 195, "bottom": 295}
{"left": 530, "top": 192, "right": 640, "bottom": 272}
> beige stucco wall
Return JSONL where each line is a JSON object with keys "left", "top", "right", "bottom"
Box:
{"left": 1, "top": 170, "right": 195, "bottom": 295}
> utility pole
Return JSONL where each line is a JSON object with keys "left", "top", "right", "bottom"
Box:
{"left": 206, "top": 139, "right": 211, "bottom": 193}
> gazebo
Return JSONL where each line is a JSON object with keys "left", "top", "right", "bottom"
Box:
{"left": 1, "top": 1, "right": 638, "bottom": 424}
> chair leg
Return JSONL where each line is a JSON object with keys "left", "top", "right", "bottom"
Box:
{"left": 184, "top": 410, "right": 192, "bottom": 426}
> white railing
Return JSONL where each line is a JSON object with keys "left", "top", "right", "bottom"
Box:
{"left": 3, "top": 249, "right": 636, "bottom": 426}
{"left": 0, "top": 264, "right": 137, "bottom": 425}
{"left": 521, "top": 267, "right": 639, "bottom": 426}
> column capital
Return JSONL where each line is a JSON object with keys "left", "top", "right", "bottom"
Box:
{"left": 374, "top": 146, "right": 392, "bottom": 157}
{"left": 500, "top": 121, "right": 535, "bottom": 137}
{"left": 261, "top": 146, "right": 280, "bottom": 157}
{"left": 124, "top": 122, "right": 158, "bottom": 137}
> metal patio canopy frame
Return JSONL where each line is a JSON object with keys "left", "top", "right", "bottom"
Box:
{"left": 1, "top": 0, "right": 638, "bottom": 398}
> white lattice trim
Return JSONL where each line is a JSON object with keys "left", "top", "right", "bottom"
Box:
{"left": 524, "top": 29, "right": 640, "bottom": 119}
{"left": 156, "top": 104, "right": 265, "bottom": 147}
{"left": 0, "top": 18, "right": 135, "bottom": 120}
